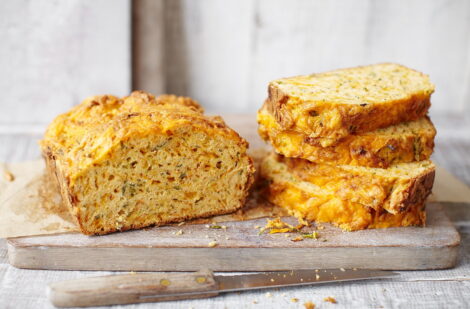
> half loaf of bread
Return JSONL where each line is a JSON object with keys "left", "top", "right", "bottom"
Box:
{"left": 40, "top": 91, "right": 255, "bottom": 235}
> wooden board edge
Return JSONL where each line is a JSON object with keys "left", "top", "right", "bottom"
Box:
{"left": 8, "top": 245, "right": 460, "bottom": 272}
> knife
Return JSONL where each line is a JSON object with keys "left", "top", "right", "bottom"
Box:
{"left": 48, "top": 268, "right": 398, "bottom": 307}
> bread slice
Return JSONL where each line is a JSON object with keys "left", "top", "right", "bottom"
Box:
{"left": 259, "top": 152, "right": 432, "bottom": 230}
{"left": 258, "top": 103, "right": 436, "bottom": 168}
{"left": 40, "top": 91, "right": 255, "bottom": 235}
{"left": 266, "top": 63, "right": 434, "bottom": 147}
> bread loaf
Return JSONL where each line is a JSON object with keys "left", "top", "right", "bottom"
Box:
{"left": 41, "top": 91, "right": 255, "bottom": 235}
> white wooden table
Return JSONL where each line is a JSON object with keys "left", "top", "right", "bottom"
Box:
{"left": 1, "top": 114, "right": 470, "bottom": 308}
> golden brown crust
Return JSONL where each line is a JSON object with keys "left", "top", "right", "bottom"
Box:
{"left": 41, "top": 91, "right": 255, "bottom": 235}
{"left": 266, "top": 63, "right": 434, "bottom": 147}
{"left": 258, "top": 103, "right": 436, "bottom": 168}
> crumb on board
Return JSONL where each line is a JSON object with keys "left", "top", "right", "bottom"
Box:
{"left": 175, "top": 230, "right": 183, "bottom": 235}
{"left": 177, "top": 221, "right": 185, "bottom": 226}
{"left": 207, "top": 241, "right": 218, "bottom": 248}
{"left": 291, "top": 236, "right": 303, "bottom": 242}
{"left": 302, "top": 231, "right": 319, "bottom": 239}
{"left": 291, "top": 297, "right": 299, "bottom": 303}
{"left": 4, "top": 171, "right": 14, "bottom": 182}
{"left": 265, "top": 292, "right": 272, "bottom": 298}
{"left": 340, "top": 268, "right": 346, "bottom": 272}
{"left": 316, "top": 274, "right": 320, "bottom": 280}
{"left": 209, "top": 225, "right": 223, "bottom": 229}
{"left": 252, "top": 300, "right": 258, "bottom": 304}
{"left": 324, "top": 296, "right": 337, "bottom": 304}
{"left": 304, "top": 301, "right": 315, "bottom": 309}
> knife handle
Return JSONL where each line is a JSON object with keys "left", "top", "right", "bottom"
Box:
{"left": 47, "top": 269, "right": 219, "bottom": 308}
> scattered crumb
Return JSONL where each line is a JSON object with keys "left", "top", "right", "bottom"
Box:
{"left": 221, "top": 225, "right": 227, "bottom": 230}
{"left": 324, "top": 297, "right": 337, "bottom": 304}
{"left": 284, "top": 234, "right": 289, "bottom": 238}
{"left": 205, "top": 225, "right": 210, "bottom": 228}
{"left": 260, "top": 217, "right": 296, "bottom": 235}
{"left": 291, "top": 298, "right": 299, "bottom": 303}
{"left": 254, "top": 225, "right": 261, "bottom": 229}
{"left": 270, "top": 278, "right": 275, "bottom": 282}
{"left": 353, "top": 268, "right": 358, "bottom": 271}
{"left": 317, "top": 225, "right": 325, "bottom": 230}
{"left": 209, "top": 225, "right": 223, "bottom": 229}
{"left": 225, "top": 236, "right": 230, "bottom": 240}
{"left": 4, "top": 171, "right": 14, "bottom": 182}
{"left": 175, "top": 229, "right": 183, "bottom": 235}
{"left": 316, "top": 274, "right": 320, "bottom": 280}
{"left": 315, "top": 269, "right": 319, "bottom": 272}
{"left": 300, "top": 278, "right": 304, "bottom": 282}
{"left": 304, "top": 301, "right": 315, "bottom": 309}
{"left": 291, "top": 236, "right": 304, "bottom": 242}
{"left": 302, "top": 231, "right": 318, "bottom": 239}
{"left": 252, "top": 300, "right": 258, "bottom": 304}
{"left": 265, "top": 292, "right": 272, "bottom": 298}
{"left": 208, "top": 241, "right": 218, "bottom": 248}
{"left": 340, "top": 268, "right": 345, "bottom": 272}
{"left": 129, "top": 271, "right": 136, "bottom": 275}
{"left": 281, "top": 293, "right": 286, "bottom": 297}
{"left": 177, "top": 222, "right": 185, "bottom": 226}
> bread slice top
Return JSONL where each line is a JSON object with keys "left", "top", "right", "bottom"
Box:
{"left": 270, "top": 63, "right": 434, "bottom": 106}
{"left": 41, "top": 91, "right": 248, "bottom": 182}
{"left": 262, "top": 152, "right": 435, "bottom": 214}
{"left": 257, "top": 103, "right": 436, "bottom": 167}
{"left": 267, "top": 63, "right": 434, "bottom": 146}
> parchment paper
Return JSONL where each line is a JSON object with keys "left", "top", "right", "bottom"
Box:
{"left": 1, "top": 157, "right": 469, "bottom": 238}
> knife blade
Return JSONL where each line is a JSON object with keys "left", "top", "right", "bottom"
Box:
{"left": 48, "top": 269, "right": 398, "bottom": 307}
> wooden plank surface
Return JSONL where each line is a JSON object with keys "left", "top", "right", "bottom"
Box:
{"left": 7, "top": 203, "right": 460, "bottom": 271}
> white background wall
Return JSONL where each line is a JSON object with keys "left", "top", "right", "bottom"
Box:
{"left": 1, "top": 0, "right": 469, "bottom": 132}
{"left": 164, "top": 0, "right": 470, "bottom": 116}
{"left": 0, "top": 0, "right": 131, "bottom": 132}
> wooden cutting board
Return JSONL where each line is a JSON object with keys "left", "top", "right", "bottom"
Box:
{"left": 7, "top": 202, "right": 460, "bottom": 271}
{"left": 5, "top": 116, "right": 462, "bottom": 271}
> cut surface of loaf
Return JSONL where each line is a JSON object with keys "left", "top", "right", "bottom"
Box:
{"left": 260, "top": 153, "right": 431, "bottom": 230}
{"left": 40, "top": 91, "right": 255, "bottom": 235}
{"left": 266, "top": 63, "right": 434, "bottom": 146}
{"left": 258, "top": 103, "right": 436, "bottom": 168}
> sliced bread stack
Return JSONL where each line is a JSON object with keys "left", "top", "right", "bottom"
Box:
{"left": 258, "top": 63, "right": 436, "bottom": 231}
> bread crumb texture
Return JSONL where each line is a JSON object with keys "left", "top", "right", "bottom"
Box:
{"left": 260, "top": 153, "right": 429, "bottom": 231}
{"left": 40, "top": 91, "right": 255, "bottom": 235}
{"left": 258, "top": 103, "right": 435, "bottom": 168}
{"left": 266, "top": 63, "right": 434, "bottom": 146}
